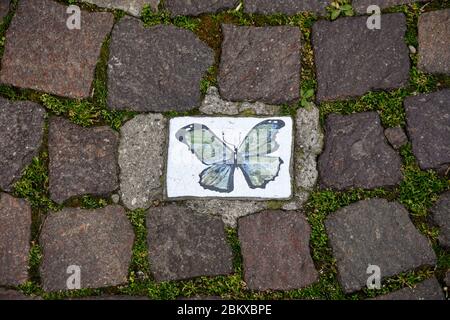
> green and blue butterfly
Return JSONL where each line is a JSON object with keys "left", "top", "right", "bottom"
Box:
{"left": 175, "top": 119, "right": 285, "bottom": 193}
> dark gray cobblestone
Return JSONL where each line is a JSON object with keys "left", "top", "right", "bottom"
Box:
{"left": 372, "top": 277, "right": 444, "bottom": 300}
{"left": 431, "top": 192, "right": 450, "bottom": 249}
{"left": 384, "top": 127, "right": 408, "bottom": 150}
{"left": 165, "top": 0, "right": 238, "bottom": 16}
{"left": 319, "top": 112, "right": 403, "bottom": 190}
{"left": 147, "top": 205, "right": 233, "bottom": 282}
{"left": 405, "top": 89, "right": 450, "bottom": 174}
{"left": 0, "top": 193, "right": 31, "bottom": 287}
{"left": 40, "top": 206, "right": 134, "bottom": 291}
{"left": 353, "top": 0, "right": 431, "bottom": 14}
{"left": 0, "top": 0, "right": 9, "bottom": 20}
{"left": 418, "top": 9, "right": 450, "bottom": 75}
{"left": 107, "top": 17, "right": 214, "bottom": 112}
{"left": 238, "top": 211, "right": 318, "bottom": 291}
{"left": 326, "top": 199, "right": 436, "bottom": 293}
{"left": 0, "top": 98, "right": 45, "bottom": 191}
{"left": 218, "top": 24, "right": 301, "bottom": 105}
{"left": 312, "top": 14, "right": 410, "bottom": 102}
{"left": 83, "top": 0, "right": 158, "bottom": 16}
{"left": 0, "top": 0, "right": 114, "bottom": 99}
{"left": 49, "top": 117, "right": 119, "bottom": 204}
{"left": 0, "top": 289, "right": 41, "bottom": 300}
{"left": 244, "top": 0, "right": 329, "bottom": 15}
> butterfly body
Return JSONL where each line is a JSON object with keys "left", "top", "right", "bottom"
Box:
{"left": 176, "top": 119, "right": 285, "bottom": 193}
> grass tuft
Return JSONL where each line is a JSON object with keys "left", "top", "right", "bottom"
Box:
{"left": 398, "top": 144, "right": 449, "bottom": 217}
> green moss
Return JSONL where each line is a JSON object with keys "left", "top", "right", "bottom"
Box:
{"left": 28, "top": 243, "right": 43, "bottom": 283}
{"left": 200, "top": 66, "right": 218, "bottom": 95}
{"left": 163, "top": 109, "right": 201, "bottom": 118}
{"left": 319, "top": 90, "right": 408, "bottom": 128}
{"left": 266, "top": 200, "right": 284, "bottom": 210}
{"left": 142, "top": 4, "right": 201, "bottom": 31}
{"left": 12, "top": 153, "right": 59, "bottom": 211}
{"left": 226, "top": 228, "right": 243, "bottom": 274}
{"left": 307, "top": 188, "right": 392, "bottom": 216}
{"left": 279, "top": 104, "right": 297, "bottom": 117}
{"left": 40, "top": 95, "right": 99, "bottom": 127}
{"left": 435, "top": 246, "right": 450, "bottom": 271}
{"left": 127, "top": 209, "right": 151, "bottom": 279}
{"left": 62, "top": 195, "right": 109, "bottom": 209}
{"left": 239, "top": 108, "right": 257, "bottom": 116}
{"left": 398, "top": 144, "right": 449, "bottom": 217}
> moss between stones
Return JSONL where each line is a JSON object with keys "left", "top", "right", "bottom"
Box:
{"left": 0, "top": 0, "right": 449, "bottom": 299}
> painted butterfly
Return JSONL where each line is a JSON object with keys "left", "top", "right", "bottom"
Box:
{"left": 175, "top": 119, "right": 285, "bottom": 193}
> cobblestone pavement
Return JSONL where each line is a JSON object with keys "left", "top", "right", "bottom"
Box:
{"left": 0, "top": 0, "right": 449, "bottom": 300}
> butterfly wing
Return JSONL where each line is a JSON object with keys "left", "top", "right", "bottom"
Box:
{"left": 237, "top": 119, "right": 285, "bottom": 189}
{"left": 237, "top": 119, "right": 285, "bottom": 157}
{"left": 199, "top": 163, "right": 235, "bottom": 193}
{"left": 175, "top": 123, "right": 234, "bottom": 165}
{"left": 238, "top": 156, "right": 283, "bottom": 189}
{"left": 176, "top": 123, "right": 236, "bottom": 193}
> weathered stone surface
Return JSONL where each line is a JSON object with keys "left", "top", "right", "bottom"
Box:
{"left": 0, "top": 98, "right": 45, "bottom": 191}
{"left": 200, "top": 86, "right": 239, "bottom": 115}
{"left": 295, "top": 104, "right": 324, "bottom": 205}
{"left": 119, "top": 114, "right": 167, "bottom": 210}
{"left": 312, "top": 14, "right": 410, "bottom": 102}
{"left": 325, "top": 199, "right": 436, "bottom": 293}
{"left": 218, "top": 25, "right": 301, "bottom": 105}
{"left": 0, "top": 0, "right": 10, "bottom": 20}
{"left": 239, "top": 101, "right": 281, "bottom": 115}
{"left": 405, "top": 90, "right": 450, "bottom": 173}
{"left": 83, "top": 0, "right": 159, "bottom": 16}
{"left": 147, "top": 205, "right": 233, "bottom": 282}
{"left": 418, "top": 9, "right": 450, "bottom": 75}
{"left": 445, "top": 272, "right": 450, "bottom": 287}
{"left": 353, "top": 0, "right": 430, "bottom": 14}
{"left": 49, "top": 117, "right": 119, "bottom": 204}
{"left": 0, "top": 289, "right": 41, "bottom": 300}
{"left": 384, "top": 127, "right": 408, "bottom": 150}
{"left": 108, "top": 17, "right": 214, "bottom": 112}
{"left": 0, "top": 0, "right": 113, "bottom": 99}
{"left": 431, "top": 192, "right": 450, "bottom": 249}
{"left": 319, "top": 112, "right": 402, "bottom": 190}
{"left": 199, "top": 86, "right": 280, "bottom": 115}
{"left": 373, "top": 278, "right": 444, "bottom": 300}
{"left": 245, "top": 0, "right": 328, "bottom": 15}
{"left": 0, "top": 194, "right": 31, "bottom": 286}
{"left": 40, "top": 206, "right": 134, "bottom": 291}
{"left": 165, "top": 0, "right": 238, "bottom": 16}
{"left": 185, "top": 199, "right": 267, "bottom": 227}
{"left": 282, "top": 105, "right": 323, "bottom": 211}
{"left": 238, "top": 210, "right": 318, "bottom": 290}
{"left": 282, "top": 201, "right": 301, "bottom": 211}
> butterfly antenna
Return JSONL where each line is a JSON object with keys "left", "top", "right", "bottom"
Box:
{"left": 222, "top": 132, "right": 235, "bottom": 149}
